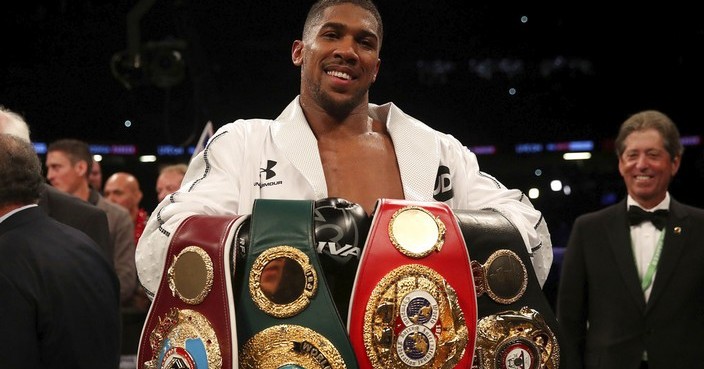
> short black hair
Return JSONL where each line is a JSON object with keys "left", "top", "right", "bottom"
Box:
{"left": 303, "top": 0, "right": 383, "bottom": 47}
{"left": 47, "top": 138, "right": 93, "bottom": 178}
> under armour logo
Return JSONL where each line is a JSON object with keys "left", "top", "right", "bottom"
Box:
{"left": 260, "top": 160, "right": 277, "bottom": 180}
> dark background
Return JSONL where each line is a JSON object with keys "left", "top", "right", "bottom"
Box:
{"left": 3, "top": 1, "right": 704, "bottom": 249}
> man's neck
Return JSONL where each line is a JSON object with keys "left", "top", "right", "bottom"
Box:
{"left": 300, "top": 96, "right": 372, "bottom": 137}
{"left": 304, "top": 108, "right": 373, "bottom": 139}
{"left": 0, "top": 204, "right": 22, "bottom": 218}
{"left": 71, "top": 183, "right": 91, "bottom": 202}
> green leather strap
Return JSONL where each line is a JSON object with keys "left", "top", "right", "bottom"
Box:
{"left": 235, "top": 199, "right": 358, "bottom": 368}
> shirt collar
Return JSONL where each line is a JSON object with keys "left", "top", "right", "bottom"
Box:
{"left": 627, "top": 192, "right": 670, "bottom": 211}
{"left": 0, "top": 204, "right": 38, "bottom": 224}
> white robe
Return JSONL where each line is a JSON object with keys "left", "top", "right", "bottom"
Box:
{"left": 136, "top": 97, "right": 553, "bottom": 295}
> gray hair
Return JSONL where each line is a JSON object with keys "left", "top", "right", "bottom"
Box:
{"left": 0, "top": 106, "right": 31, "bottom": 142}
{"left": 614, "top": 110, "right": 683, "bottom": 161}
{"left": 0, "top": 134, "right": 44, "bottom": 206}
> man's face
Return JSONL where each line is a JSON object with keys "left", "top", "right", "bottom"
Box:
{"left": 45, "top": 151, "right": 86, "bottom": 195}
{"left": 89, "top": 161, "right": 102, "bottom": 191}
{"left": 104, "top": 174, "right": 142, "bottom": 213}
{"left": 293, "top": 3, "right": 381, "bottom": 116}
{"left": 618, "top": 128, "right": 680, "bottom": 208}
{"left": 156, "top": 171, "right": 185, "bottom": 203}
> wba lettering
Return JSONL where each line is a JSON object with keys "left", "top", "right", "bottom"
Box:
{"left": 294, "top": 341, "right": 332, "bottom": 369}
{"left": 316, "top": 241, "right": 360, "bottom": 258}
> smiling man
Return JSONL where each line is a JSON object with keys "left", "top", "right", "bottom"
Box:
{"left": 557, "top": 110, "right": 704, "bottom": 369}
{"left": 133, "top": 1, "right": 558, "bottom": 367}
{"left": 137, "top": 0, "right": 553, "bottom": 299}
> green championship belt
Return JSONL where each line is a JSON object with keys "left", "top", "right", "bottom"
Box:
{"left": 235, "top": 199, "right": 358, "bottom": 369}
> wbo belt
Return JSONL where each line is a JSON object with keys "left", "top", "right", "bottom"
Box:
{"left": 235, "top": 199, "right": 358, "bottom": 369}
{"left": 138, "top": 214, "right": 246, "bottom": 369}
{"left": 348, "top": 199, "right": 478, "bottom": 369}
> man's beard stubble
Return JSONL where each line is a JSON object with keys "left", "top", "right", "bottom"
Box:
{"left": 304, "top": 72, "right": 370, "bottom": 121}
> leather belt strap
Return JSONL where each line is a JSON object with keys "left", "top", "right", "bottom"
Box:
{"left": 348, "top": 199, "right": 477, "bottom": 369}
{"left": 138, "top": 215, "right": 245, "bottom": 369}
{"left": 236, "top": 199, "right": 358, "bottom": 369}
{"left": 454, "top": 209, "right": 561, "bottom": 369}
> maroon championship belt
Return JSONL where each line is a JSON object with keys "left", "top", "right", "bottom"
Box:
{"left": 137, "top": 215, "right": 247, "bottom": 369}
{"left": 348, "top": 199, "right": 478, "bottom": 368}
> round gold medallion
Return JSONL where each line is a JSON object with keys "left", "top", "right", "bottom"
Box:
{"left": 475, "top": 307, "right": 560, "bottom": 369}
{"left": 240, "top": 324, "right": 346, "bottom": 369}
{"left": 364, "top": 264, "right": 468, "bottom": 368}
{"left": 388, "top": 206, "right": 446, "bottom": 258}
{"left": 249, "top": 246, "right": 318, "bottom": 318}
{"left": 482, "top": 249, "right": 528, "bottom": 305}
{"left": 167, "top": 246, "right": 214, "bottom": 305}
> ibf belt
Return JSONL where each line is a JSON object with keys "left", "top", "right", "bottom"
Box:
{"left": 348, "top": 199, "right": 478, "bottom": 368}
{"left": 235, "top": 199, "right": 358, "bottom": 369}
{"left": 473, "top": 307, "right": 559, "bottom": 369}
{"left": 138, "top": 215, "right": 246, "bottom": 369}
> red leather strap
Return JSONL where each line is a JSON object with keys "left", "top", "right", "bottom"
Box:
{"left": 348, "top": 199, "right": 477, "bottom": 368}
{"left": 138, "top": 215, "right": 245, "bottom": 369}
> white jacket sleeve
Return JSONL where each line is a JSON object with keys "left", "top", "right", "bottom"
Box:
{"left": 136, "top": 125, "right": 246, "bottom": 296}
{"left": 456, "top": 145, "right": 553, "bottom": 287}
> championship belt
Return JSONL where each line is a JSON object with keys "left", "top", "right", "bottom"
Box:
{"left": 235, "top": 199, "right": 358, "bottom": 369}
{"left": 454, "top": 210, "right": 561, "bottom": 369}
{"left": 137, "top": 215, "right": 246, "bottom": 369}
{"left": 348, "top": 199, "right": 477, "bottom": 369}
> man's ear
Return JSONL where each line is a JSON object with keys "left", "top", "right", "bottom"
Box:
{"left": 372, "top": 58, "right": 381, "bottom": 83}
{"left": 292, "top": 40, "right": 304, "bottom": 66}
{"left": 75, "top": 160, "right": 88, "bottom": 178}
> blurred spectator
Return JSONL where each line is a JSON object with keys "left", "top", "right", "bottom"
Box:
{"left": 104, "top": 172, "right": 152, "bottom": 314}
{"left": 156, "top": 163, "right": 187, "bottom": 203}
{"left": 0, "top": 106, "right": 111, "bottom": 262}
{"left": 0, "top": 133, "right": 121, "bottom": 368}
{"left": 104, "top": 172, "right": 148, "bottom": 245}
{"left": 90, "top": 160, "right": 103, "bottom": 193}
{"left": 46, "top": 138, "right": 137, "bottom": 305}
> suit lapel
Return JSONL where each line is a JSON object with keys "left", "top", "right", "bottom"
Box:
{"left": 645, "top": 199, "right": 689, "bottom": 312}
{"left": 605, "top": 200, "right": 647, "bottom": 311}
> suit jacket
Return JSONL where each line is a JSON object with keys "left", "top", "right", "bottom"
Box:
{"left": 89, "top": 189, "right": 137, "bottom": 304}
{"left": 38, "top": 184, "right": 112, "bottom": 264}
{"left": 0, "top": 206, "right": 121, "bottom": 368}
{"left": 557, "top": 198, "right": 704, "bottom": 369}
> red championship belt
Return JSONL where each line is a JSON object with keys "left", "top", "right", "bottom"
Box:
{"left": 348, "top": 199, "right": 478, "bottom": 368}
{"left": 137, "top": 215, "right": 247, "bottom": 369}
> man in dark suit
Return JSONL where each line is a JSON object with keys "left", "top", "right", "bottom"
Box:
{"left": 557, "top": 110, "right": 704, "bottom": 369}
{"left": 0, "top": 133, "right": 121, "bottom": 368}
{"left": 38, "top": 184, "right": 112, "bottom": 263}
{"left": 0, "top": 106, "right": 111, "bottom": 261}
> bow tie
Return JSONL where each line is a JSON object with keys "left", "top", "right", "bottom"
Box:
{"left": 627, "top": 206, "right": 669, "bottom": 230}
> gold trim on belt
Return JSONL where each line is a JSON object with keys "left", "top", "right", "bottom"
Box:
{"left": 240, "top": 324, "right": 347, "bottom": 369}
{"left": 363, "top": 264, "right": 468, "bottom": 368}
{"left": 249, "top": 245, "right": 318, "bottom": 318}
{"left": 472, "top": 249, "right": 528, "bottom": 305}
{"left": 167, "top": 246, "right": 214, "bottom": 305}
{"left": 474, "top": 307, "right": 560, "bottom": 369}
